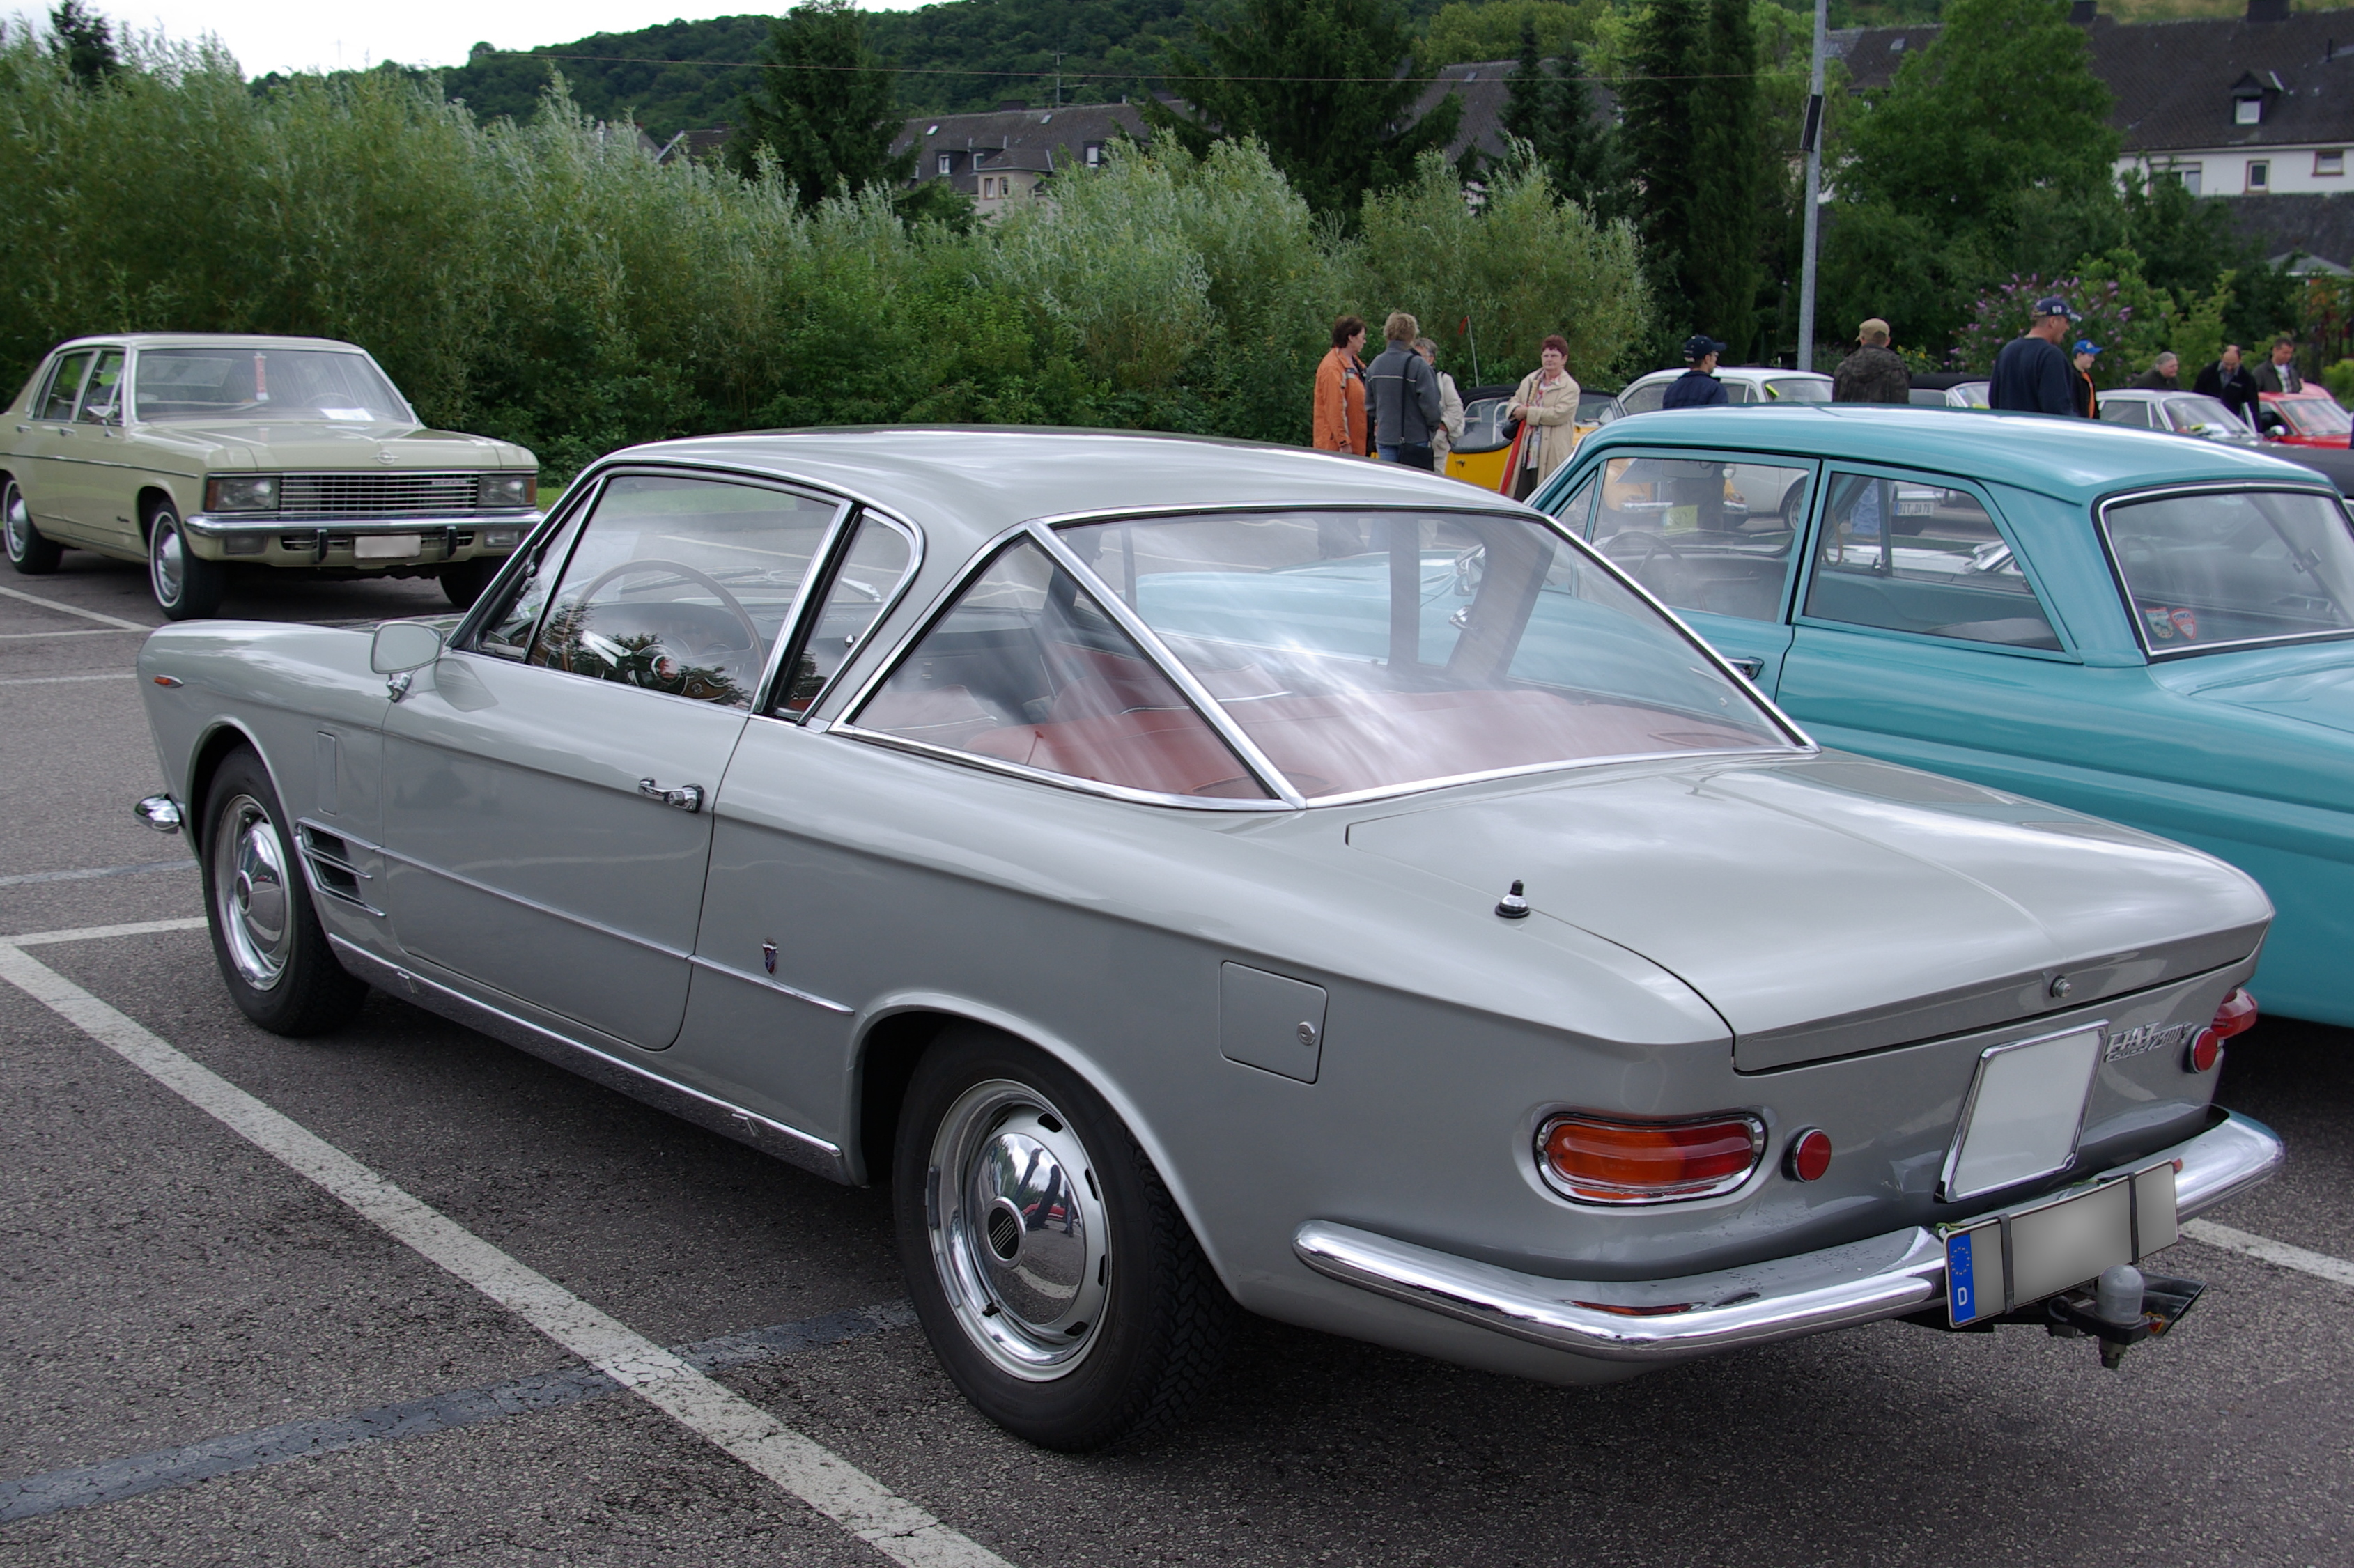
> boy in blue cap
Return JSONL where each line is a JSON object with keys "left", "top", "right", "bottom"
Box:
{"left": 1988, "top": 296, "right": 2082, "bottom": 416}
{"left": 2071, "top": 339, "right": 2100, "bottom": 419}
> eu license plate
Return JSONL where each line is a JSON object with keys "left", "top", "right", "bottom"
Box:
{"left": 1944, "top": 1161, "right": 2179, "bottom": 1327}
{"left": 354, "top": 534, "right": 421, "bottom": 560}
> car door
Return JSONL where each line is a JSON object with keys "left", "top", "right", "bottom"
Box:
{"left": 378, "top": 469, "right": 845, "bottom": 1051}
{"left": 1544, "top": 448, "right": 1815, "bottom": 688}
{"left": 1774, "top": 468, "right": 2084, "bottom": 757}
{"left": 57, "top": 347, "right": 137, "bottom": 548}
{"left": 12, "top": 350, "right": 93, "bottom": 541}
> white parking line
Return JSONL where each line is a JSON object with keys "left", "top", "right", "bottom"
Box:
{"left": 0, "top": 672, "right": 136, "bottom": 686}
{"left": 2183, "top": 1218, "right": 2354, "bottom": 1289}
{"left": 0, "top": 861, "right": 196, "bottom": 889}
{"left": 0, "top": 583, "right": 153, "bottom": 630}
{"left": 0, "top": 627, "right": 147, "bottom": 640}
{"left": 6, "top": 917, "right": 208, "bottom": 944}
{"left": 0, "top": 937, "right": 1012, "bottom": 1568}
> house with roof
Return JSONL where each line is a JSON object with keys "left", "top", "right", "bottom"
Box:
{"left": 892, "top": 101, "right": 1149, "bottom": 217}
{"left": 1832, "top": 0, "right": 2354, "bottom": 263}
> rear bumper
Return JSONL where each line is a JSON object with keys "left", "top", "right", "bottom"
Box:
{"left": 1292, "top": 1108, "right": 2282, "bottom": 1365}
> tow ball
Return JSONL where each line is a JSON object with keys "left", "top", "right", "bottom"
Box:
{"left": 2045, "top": 1265, "right": 2206, "bottom": 1369}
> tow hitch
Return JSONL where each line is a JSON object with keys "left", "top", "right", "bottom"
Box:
{"left": 2044, "top": 1264, "right": 2206, "bottom": 1369}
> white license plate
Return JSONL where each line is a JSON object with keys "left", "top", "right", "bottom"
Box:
{"left": 1945, "top": 1161, "right": 2178, "bottom": 1326}
{"left": 354, "top": 534, "right": 421, "bottom": 560}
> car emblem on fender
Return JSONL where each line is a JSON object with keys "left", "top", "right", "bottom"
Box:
{"left": 378, "top": 449, "right": 396, "bottom": 464}
{"left": 2103, "top": 1020, "right": 2197, "bottom": 1062}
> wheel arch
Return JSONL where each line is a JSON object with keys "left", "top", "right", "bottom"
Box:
{"left": 135, "top": 483, "right": 181, "bottom": 544}
{"left": 846, "top": 995, "right": 1235, "bottom": 1291}
{"left": 184, "top": 717, "right": 278, "bottom": 862}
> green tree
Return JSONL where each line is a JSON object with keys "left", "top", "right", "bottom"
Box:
{"left": 1500, "top": 22, "right": 1631, "bottom": 222}
{"left": 726, "top": 1, "right": 913, "bottom": 210}
{"left": 48, "top": 1, "right": 118, "bottom": 89}
{"left": 1421, "top": 0, "right": 1603, "bottom": 70}
{"left": 1145, "top": 0, "right": 1464, "bottom": 218}
{"left": 1620, "top": 0, "right": 1761, "bottom": 358}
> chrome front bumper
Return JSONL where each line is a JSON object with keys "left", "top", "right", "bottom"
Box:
{"left": 183, "top": 511, "right": 539, "bottom": 538}
{"left": 1293, "top": 1109, "right": 2282, "bottom": 1364}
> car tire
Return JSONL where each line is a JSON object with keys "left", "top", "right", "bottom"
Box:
{"left": 148, "top": 502, "right": 226, "bottom": 620}
{"left": 894, "top": 1026, "right": 1234, "bottom": 1452}
{"left": 439, "top": 554, "right": 500, "bottom": 609}
{"left": 3, "top": 478, "right": 63, "bottom": 574}
{"left": 201, "top": 747, "right": 367, "bottom": 1037}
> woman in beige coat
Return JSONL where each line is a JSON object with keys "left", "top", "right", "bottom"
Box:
{"left": 1506, "top": 334, "right": 1581, "bottom": 500}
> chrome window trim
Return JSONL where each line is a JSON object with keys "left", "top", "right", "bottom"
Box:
{"left": 831, "top": 727, "right": 1297, "bottom": 812}
{"left": 833, "top": 517, "right": 1039, "bottom": 724}
{"left": 1935, "top": 1018, "right": 2112, "bottom": 1204}
{"left": 755, "top": 504, "right": 927, "bottom": 724}
{"left": 2092, "top": 478, "right": 2354, "bottom": 661}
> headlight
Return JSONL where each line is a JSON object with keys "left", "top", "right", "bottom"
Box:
{"left": 204, "top": 476, "right": 278, "bottom": 512}
{"left": 480, "top": 472, "right": 536, "bottom": 509}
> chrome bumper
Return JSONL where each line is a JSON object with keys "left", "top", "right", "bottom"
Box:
{"left": 1293, "top": 1109, "right": 2282, "bottom": 1364}
{"left": 183, "top": 511, "right": 539, "bottom": 538}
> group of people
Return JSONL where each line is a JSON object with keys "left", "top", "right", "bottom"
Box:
{"left": 1313, "top": 311, "right": 1586, "bottom": 497}
{"left": 1982, "top": 297, "right": 2304, "bottom": 426}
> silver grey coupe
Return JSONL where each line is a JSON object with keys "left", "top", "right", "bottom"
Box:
{"left": 132, "top": 429, "right": 2284, "bottom": 1450}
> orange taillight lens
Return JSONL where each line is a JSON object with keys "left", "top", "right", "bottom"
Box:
{"left": 1537, "top": 1112, "right": 1765, "bottom": 1204}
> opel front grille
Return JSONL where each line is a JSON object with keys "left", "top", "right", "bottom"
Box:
{"left": 275, "top": 472, "right": 482, "bottom": 517}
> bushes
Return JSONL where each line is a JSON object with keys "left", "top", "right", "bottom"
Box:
{"left": 0, "top": 33, "right": 1650, "bottom": 479}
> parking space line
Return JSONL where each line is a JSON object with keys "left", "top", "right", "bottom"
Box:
{"left": 0, "top": 672, "right": 137, "bottom": 686}
{"left": 0, "top": 941, "right": 1013, "bottom": 1568}
{"left": 3, "top": 916, "right": 208, "bottom": 944}
{"left": 0, "top": 1301, "right": 918, "bottom": 1524}
{"left": 2183, "top": 1218, "right": 2354, "bottom": 1289}
{"left": 0, "top": 584, "right": 153, "bottom": 630}
{"left": 0, "top": 628, "right": 146, "bottom": 640}
{"left": 0, "top": 860, "right": 196, "bottom": 889}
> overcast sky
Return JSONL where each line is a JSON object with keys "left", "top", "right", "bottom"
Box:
{"left": 14, "top": 3, "right": 930, "bottom": 79}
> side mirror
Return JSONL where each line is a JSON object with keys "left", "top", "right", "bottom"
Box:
{"left": 371, "top": 621, "right": 445, "bottom": 674}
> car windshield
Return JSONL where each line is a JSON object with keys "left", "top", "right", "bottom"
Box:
{"left": 2105, "top": 488, "right": 2354, "bottom": 652}
{"left": 2275, "top": 396, "right": 2353, "bottom": 435}
{"left": 132, "top": 348, "right": 412, "bottom": 423}
{"left": 2161, "top": 395, "right": 2251, "bottom": 438}
{"left": 1053, "top": 511, "right": 1794, "bottom": 800}
{"left": 1760, "top": 377, "right": 1831, "bottom": 403}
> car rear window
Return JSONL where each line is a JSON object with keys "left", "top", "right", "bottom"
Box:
{"left": 2104, "top": 488, "right": 2354, "bottom": 653}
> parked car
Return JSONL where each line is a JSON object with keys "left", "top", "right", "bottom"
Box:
{"left": 1907, "top": 371, "right": 1991, "bottom": 408}
{"left": 134, "top": 429, "right": 2279, "bottom": 1450}
{"left": 2259, "top": 386, "right": 2353, "bottom": 448}
{"left": 1538, "top": 404, "right": 2354, "bottom": 1027}
{"left": 1616, "top": 366, "right": 1832, "bottom": 416}
{"left": 3, "top": 334, "right": 540, "bottom": 619}
{"left": 2097, "top": 387, "right": 2263, "bottom": 445}
{"left": 1442, "top": 385, "right": 1616, "bottom": 492}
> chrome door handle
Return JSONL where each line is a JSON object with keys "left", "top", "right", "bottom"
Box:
{"left": 637, "top": 778, "right": 704, "bottom": 812}
{"left": 1727, "top": 656, "right": 1765, "bottom": 681}
{"left": 12, "top": 424, "right": 27, "bottom": 433}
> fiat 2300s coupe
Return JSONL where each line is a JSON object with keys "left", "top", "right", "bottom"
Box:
{"left": 132, "top": 430, "right": 2283, "bottom": 1450}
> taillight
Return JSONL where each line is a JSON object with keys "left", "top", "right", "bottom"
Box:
{"left": 1537, "top": 1112, "right": 1764, "bottom": 1204}
{"left": 2187, "top": 986, "right": 2257, "bottom": 1073}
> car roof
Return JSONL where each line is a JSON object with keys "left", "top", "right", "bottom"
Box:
{"left": 1581, "top": 403, "right": 2329, "bottom": 502}
{"left": 44, "top": 334, "right": 371, "bottom": 354}
{"left": 601, "top": 426, "right": 1533, "bottom": 554}
{"left": 1627, "top": 366, "right": 1831, "bottom": 386}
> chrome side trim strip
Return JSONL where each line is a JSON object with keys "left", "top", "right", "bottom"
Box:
{"left": 331, "top": 936, "right": 849, "bottom": 1184}
{"left": 1294, "top": 1109, "right": 2282, "bottom": 1363}
{"left": 688, "top": 953, "right": 853, "bottom": 1014}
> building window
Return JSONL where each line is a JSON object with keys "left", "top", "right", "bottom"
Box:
{"left": 1084, "top": 142, "right": 1103, "bottom": 167}
{"left": 2247, "top": 160, "right": 2271, "bottom": 192}
{"left": 938, "top": 153, "right": 952, "bottom": 176}
{"left": 2236, "top": 96, "right": 2263, "bottom": 125}
{"left": 2319, "top": 150, "right": 2346, "bottom": 177}
{"left": 2161, "top": 161, "right": 2204, "bottom": 196}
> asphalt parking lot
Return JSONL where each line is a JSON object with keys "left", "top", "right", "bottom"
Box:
{"left": 3, "top": 554, "right": 2351, "bottom": 1567}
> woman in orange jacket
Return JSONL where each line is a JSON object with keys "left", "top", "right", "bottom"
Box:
{"left": 1312, "top": 315, "right": 1370, "bottom": 456}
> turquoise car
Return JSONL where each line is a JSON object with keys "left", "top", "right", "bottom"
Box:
{"left": 1532, "top": 405, "right": 2354, "bottom": 1027}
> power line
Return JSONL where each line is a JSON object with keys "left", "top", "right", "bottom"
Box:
{"left": 475, "top": 48, "right": 1788, "bottom": 86}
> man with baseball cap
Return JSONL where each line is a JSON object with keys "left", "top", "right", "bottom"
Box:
{"left": 1988, "top": 295, "right": 2083, "bottom": 417}
{"left": 1661, "top": 334, "right": 1730, "bottom": 408}
{"left": 1833, "top": 318, "right": 1910, "bottom": 403}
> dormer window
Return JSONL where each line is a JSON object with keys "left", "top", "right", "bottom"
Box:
{"left": 2231, "top": 72, "right": 2269, "bottom": 125}
{"left": 1084, "top": 142, "right": 1104, "bottom": 167}
{"left": 2236, "top": 96, "right": 2263, "bottom": 125}
{"left": 938, "top": 153, "right": 952, "bottom": 176}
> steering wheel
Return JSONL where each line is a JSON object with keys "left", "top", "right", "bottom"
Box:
{"left": 570, "top": 558, "right": 762, "bottom": 655}
{"left": 1606, "top": 530, "right": 1687, "bottom": 570}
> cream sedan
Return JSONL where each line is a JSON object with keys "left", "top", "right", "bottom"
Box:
{"left": 3, "top": 334, "right": 540, "bottom": 618}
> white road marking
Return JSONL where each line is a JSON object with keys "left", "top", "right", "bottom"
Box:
{"left": 0, "top": 860, "right": 196, "bottom": 889}
{"left": 0, "top": 938, "right": 1013, "bottom": 1568}
{"left": 0, "top": 583, "right": 153, "bottom": 630}
{"left": 0, "top": 672, "right": 136, "bottom": 686}
{"left": 5, "top": 916, "right": 208, "bottom": 945}
{"left": 0, "top": 627, "right": 147, "bottom": 640}
{"left": 2183, "top": 1218, "right": 2354, "bottom": 1289}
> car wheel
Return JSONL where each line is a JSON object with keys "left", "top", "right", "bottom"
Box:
{"left": 894, "top": 1027, "right": 1234, "bottom": 1452}
{"left": 201, "top": 747, "right": 367, "bottom": 1037}
{"left": 149, "top": 503, "right": 227, "bottom": 620}
{"left": 3, "top": 478, "right": 63, "bottom": 574}
{"left": 439, "top": 554, "right": 500, "bottom": 609}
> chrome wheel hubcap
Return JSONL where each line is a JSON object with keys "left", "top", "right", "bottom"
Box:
{"left": 151, "top": 518, "right": 184, "bottom": 605}
{"left": 3, "top": 484, "right": 27, "bottom": 558}
{"left": 927, "top": 1080, "right": 1110, "bottom": 1381}
{"left": 211, "top": 793, "right": 291, "bottom": 990}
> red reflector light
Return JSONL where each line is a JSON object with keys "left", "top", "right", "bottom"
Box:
{"left": 1538, "top": 1112, "right": 1764, "bottom": 1204}
{"left": 1786, "top": 1127, "right": 1833, "bottom": 1182}
{"left": 2188, "top": 988, "right": 2256, "bottom": 1074}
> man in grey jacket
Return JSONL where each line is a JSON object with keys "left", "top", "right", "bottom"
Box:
{"left": 1368, "top": 311, "right": 1443, "bottom": 471}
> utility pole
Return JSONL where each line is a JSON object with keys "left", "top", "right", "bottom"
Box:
{"left": 1796, "top": 0, "right": 1827, "bottom": 372}
{"left": 1055, "top": 52, "right": 1063, "bottom": 109}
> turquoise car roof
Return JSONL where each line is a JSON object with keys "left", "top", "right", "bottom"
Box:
{"left": 1581, "top": 405, "right": 2336, "bottom": 503}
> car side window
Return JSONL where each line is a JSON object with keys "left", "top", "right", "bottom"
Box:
{"left": 1586, "top": 453, "right": 1811, "bottom": 622}
{"left": 2099, "top": 401, "right": 2151, "bottom": 429}
{"left": 1617, "top": 380, "right": 1667, "bottom": 417}
{"left": 37, "top": 352, "right": 92, "bottom": 423}
{"left": 1803, "top": 472, "right": 2061, "bottom": 650}
{"left": 851, "top": 537, "right": 1271, "bottom": 799}
{"left": 766, "top": 514, "right": 916, "bottom": 716}
{"left": 75, "top": 350, "right": 124, "bottom": 424}
{"left": 1546, "top": 468, "right": 1597, "bottom": 538}
{"left": 522, "top": 474, "right": 839, "bottom": 708}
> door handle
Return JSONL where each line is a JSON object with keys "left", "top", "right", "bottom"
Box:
{"left": 12, "top": 424, "right": 27, "bottom": 433}
{"left": 1727, "top": 656, "right": 1765, "bottom": 681}
{"left": 638, "top": 778, "right": 704, "bottom": 812}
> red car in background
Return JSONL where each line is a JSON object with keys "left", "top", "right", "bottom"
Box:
{"left": 2260, "top": 387, "right": 2354, "bottom": 448}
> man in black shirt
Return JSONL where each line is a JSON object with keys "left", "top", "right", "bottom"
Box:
{"left": 1988, "top": 296, "right": 2080, "bottom": 415}
{"left": 2251, "top": 337, "right": 2305, "bottom": 396}
{"left": 1661, "top": 336, "right": 1730, "bottom": 408}
{"left": 2194, "top": 344, "right": 2261, "bottom": 427}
